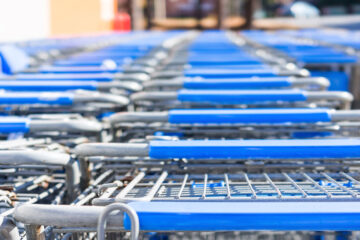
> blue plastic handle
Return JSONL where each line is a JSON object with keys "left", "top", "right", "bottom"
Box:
{"left": 0, "top": 117, "right": 30, "bottom": 133}
{"left": 183, "top": 78, "right": 292, "bottom": 89}
{"left": 125, "top": 201, "right": 360, "bottom": 231}
{"left": 188, "top": 65, "right": 270, "bottom": 70}
{"left": 177, "top": 90, "right": 307, "bottom": 104}
{"left": 53, "top": 60, "right": 127, "bottom": 67}
{"left": 187, "top": 60, "right": 263, "bottom": 66}
{"left": 168, "top": 108, "right": 331, "bottom": 124}
{"left": 62, "top": 56, "right": 134, "bottom": 62}
{"left": 38, "top": 66, "right": 121, "bottom": 74}
{"left": 184, "top": 69, "right": 277, "bottom": 78}
{"left": 0, "top": 81, "right": 98, "bottom": 91}
{"left": 149, "top": 139, "right": 360, "bottom": 159}
{"left": 0, "top": 92, "right": 74, "bottom": 105}
{"left": 11, "top": 73, "right": 113, "bottom": 82}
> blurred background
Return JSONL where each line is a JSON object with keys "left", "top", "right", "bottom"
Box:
{"left": 1, "top": 0, "right": 360, "bottom": 42}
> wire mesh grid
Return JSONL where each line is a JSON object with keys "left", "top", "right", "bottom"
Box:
{"left": 100, "top": 170, "right": 360, "bottom": 202}
{"left": 0, "top": 174, "right": 65, "bottom": 218}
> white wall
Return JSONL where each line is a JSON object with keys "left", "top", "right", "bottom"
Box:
{"left": 0, "top": 0, "right": 50, "bottom": 42}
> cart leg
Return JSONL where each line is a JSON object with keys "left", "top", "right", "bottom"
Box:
{"left": 24, "top": 225, "right": 45, "bottom": 240}
{"left": 79, "top": 157, "right": 90, "bottom": 191}
{"left": 0, "top": 217, "right": 20, "bottom": 240}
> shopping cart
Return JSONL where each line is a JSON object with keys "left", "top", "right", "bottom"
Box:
{"left": 67, "top": 138, "right": 360, "bottom": 192}
{"left": 16, "top": 200, "right": 360, "bottom": 240}
{"left": 4, "top": 29, "right": 360, "bottom": 240}
{"left": 73, "top": 138, "right": 360, "bottom": 163}
{"left": 131, "top": 89, "right": 353, "bottom": 110}
{"left": 143, "top": 76, "right": 330, "bottom": 91}
{"left": 0, "top": 133, "right": 86, "bottom": 239}
{"left": 0, "top": 145, "right": 82, "bottom": 237}
{"left": 152, "top": 66, "right": 309, "bottom": 80}
{"left": 241, "top": 30, "right": 358, "bottom": 76}
{"left": 0, "top": 80, "right": 143, "bottom": 93}
{"left": 0, "top": 90, "right": 129, "bottom": 115}
{"left": 0, "top": 114, "right": 104, "bottom": 142}
{"left": 108, "top": 108, "right": 360, "bottom": 140}
{"left": 13, "top": 138, "right": 360, "bottom": 239}
{"left": 0, "top": 32, "right": 194, "bottom": 88}
{"left": 152, "top": 32, "right": 309, "bottom": 81}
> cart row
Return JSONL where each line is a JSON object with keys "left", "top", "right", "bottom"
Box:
{"left": 1, "top": 30, "right": 360, "bottom": 239}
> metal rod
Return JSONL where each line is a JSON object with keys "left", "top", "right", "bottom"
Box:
{"left": 116, "top": 172, "right": 146, "bottom": 200}
{"left": 144, "top": 171, "right": 168, "bottom": 201}
{"left": 244, "top": 173, "right": 256, "bottom": 199}
{"left": 74, "top": 143, "right": 149, "bottom": 157}
{"left": 303, "top": 173, "right": 332, "bottom": 199}
{"left": 201, "top": 174, "right": 208, "bottom": 199}
{"left": 282, "top": 173, "right": 307, "bottom": 198}
{"left": 109, "top": 112, "right": 169, "bottom": 123}
{"left": 224, "top": 174, "right": 231, "bottom": 199}
{"left": 264, "top": 173, "right": 282, "bottom": 199}
{"left": 176, "top": 174, "right": 188, "bottom": 199}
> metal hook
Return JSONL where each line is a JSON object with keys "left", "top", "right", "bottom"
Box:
{"left": 97, "top": 203, "right": 139, "bottom": 240}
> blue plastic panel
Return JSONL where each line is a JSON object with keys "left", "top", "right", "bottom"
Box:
{"left": 149, "top": 139, "right": 360, "bottom": 159}
{"left": 168, "top": 108, "right": 331, "bottom": 124}
{"left": 0, "top": 81, "right": 98, "bottom": 91}
{"left": 177, "top": 90, "right": 307, "bottom": 104}
{"left": 125, "top": 201, "right": 360, "bottom": 231}
{"left": 291, "top": 131, "right": 333, "bottom": 138}
{"left": 311, "top": 71, "right": 349, "bottom": 91}
{"left": 183, "top": 78, "right": 292, "bottom": 90}
{"left": 0, "top": 45, "right": 30, "bottom": 74}
{"left": 0, "top": 92, "right": 74, "bottom": 105}
{"left": 0, "top": 117, "right": 30, "bottom": 133}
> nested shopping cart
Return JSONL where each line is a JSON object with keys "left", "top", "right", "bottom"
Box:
{"left": 144, "top": 76, "right": 330, "bottom": 91}
{"left": 131, "top": 89, "right": 353, "bottom": 110}
{"left": 0, "top": 31, "right": 198, "bottom": 240}
{"left": 152, "top": 31, "right": 309, "bottom": 81}
{"left": 0, "top": 31, "right": 194, "bottom": 84}
{"left": 0, "top": 114, "right": 106, "bottom": 143}
{"left": 0, "top": 90, "right": 130, "bottom": 115}
{"left": 73, "top": 138, "right": 360, "bottom": 170}
{"left": 0, "top": 80, "right": 143, "bottom": 93}
{"left": 108, "top": 108, "right": 360, "bottom": 140}
{"left": 1, "top": 29, "right": 359, "bottom": 240}
{"left": 0, "top": 139, "right": 81, "bottom": 239}
{"left": 12, "top": 138, "right": 360, "bottom": 239}
{"left": 241, "top": 30, "right": 358, "bottom": 77}
{"left": 129, "top": 34, "right": 352, "bottom": 111}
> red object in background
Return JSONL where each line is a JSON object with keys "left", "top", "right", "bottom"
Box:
{"left": 113, "top": 12, "right": 131, "bottom": 31}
